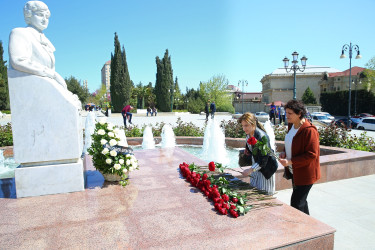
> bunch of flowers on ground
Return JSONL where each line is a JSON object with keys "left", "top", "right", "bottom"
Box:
{"left": 88, "top": 118, "right": 139, "bottom": 186}
{"left": 179, "top": 161, "right": 279, "bottom": 218}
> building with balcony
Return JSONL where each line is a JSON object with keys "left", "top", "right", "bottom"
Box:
{"left": 260, "top": 65, "right": 340, "bottom": 104}
{"left": 319, "top": 66, "right": 365, "bottom": 93}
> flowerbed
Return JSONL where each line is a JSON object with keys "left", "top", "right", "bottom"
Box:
{"left": 179, "top": 161, "right": 280, "bottom": 218}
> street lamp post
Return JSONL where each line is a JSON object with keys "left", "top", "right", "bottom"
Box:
{"left": 238, "top": 80, "right": 248, "bottom": 114}
{"left": 353, "top": 79, "right": 362, "bottom": 116}
{"left": 340, "top": 43, "right": 361, "bottom": 127}
{"left": 283, "top": 52, "right": 308, "bottom": 100}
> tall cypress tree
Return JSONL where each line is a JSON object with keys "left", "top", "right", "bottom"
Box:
{"left": 121, "top": 45, "right": 132, "bottom": 104}
{"left": 0, "top": 41, "right": 9, "bottom": 110}
{"left": 109, "top": 33, "right": 132, "bottom": 112}
{"left": 155, "top": 49, "right": 173, "bottom": 111}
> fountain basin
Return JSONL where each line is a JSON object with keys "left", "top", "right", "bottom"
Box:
{"left": 2, "top": 140, "right": 375, "bottom": 190}
{"left": 127, "top": 137, "right": 375, "bottom": 190}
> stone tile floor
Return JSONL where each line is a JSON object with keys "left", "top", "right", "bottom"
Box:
{"left": 275, "top": 174, "right": 375, "bottom": 249}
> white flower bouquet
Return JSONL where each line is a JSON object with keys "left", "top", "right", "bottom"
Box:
{"left": 88, "top": 118, "right": 139, "bottom": 186}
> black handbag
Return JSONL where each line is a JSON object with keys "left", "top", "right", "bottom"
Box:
{"left": 283, "top": 167, "right": 293, "bottom": 180}
{"left": 259, "top": 154, "right": 278, "bottom": 180}
{"left": 238, "top": 143, "right": 253, "bottom": 167}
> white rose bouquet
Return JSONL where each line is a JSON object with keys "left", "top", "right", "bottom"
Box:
{"left": 88, "top": 118, "right": 139, "bottom": 186}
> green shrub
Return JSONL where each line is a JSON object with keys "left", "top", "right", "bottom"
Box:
{"left": 216, "top": 103, "right": 235, "bottom": 113}
{"left": 1, "top": 110, "right": 11, "bottom": 114}
{"left": 173, "top": 117, "right": 204, "bottom": 137}
{"left": 187, "top": 98, "right": 204, "bottom": 114}
{"left": 220, "top": 119, "right": 245, "bottom": 138}
{"left": 0, "top": 123, "right": 13, "bottom": 147}
{"left": 274, "top": 124, "right": 288, "bottom": 141}
{"left": 124, "top": 125, "right": 143, "bottom": 137}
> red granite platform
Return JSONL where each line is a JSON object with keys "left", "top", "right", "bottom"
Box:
{"left": 0, "top": 147, "right": 335, "bottom": 249}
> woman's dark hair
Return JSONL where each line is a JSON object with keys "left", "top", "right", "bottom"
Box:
{"left": 284, "top": 100, "right": 306, "bottom": 119}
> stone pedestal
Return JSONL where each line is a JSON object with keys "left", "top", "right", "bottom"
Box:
{"left": 15, "top": 159, "right": 84, "bottom": 198}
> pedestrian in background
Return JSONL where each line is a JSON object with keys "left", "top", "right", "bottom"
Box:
{"left": 210, "top": 101, "right": 216, "bottom": 119}
{"left": 121, "top": 105, "right": 133, "bottom": 128}
{"left": 269, "top": 102, "right": 276, "bottom": 125}
{"left": 205, "top": 101, "right": 210, "bottom": 122}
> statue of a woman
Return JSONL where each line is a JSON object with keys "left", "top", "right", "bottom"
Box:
{"left": 8, "top": 1, "right": 67, "bottom": 88}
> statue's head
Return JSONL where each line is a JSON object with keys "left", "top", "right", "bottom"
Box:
{"left": 24, "top": 1, "right": 50, "bottom": 32}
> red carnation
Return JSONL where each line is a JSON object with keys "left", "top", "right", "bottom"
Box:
{"left": 202, "top": 173, "right": 208, "bottom": 180}
{"left": 220, "top": 208, "right": 228, "bottom": 215}
{"left": 222, "top": 194, "right": 229, "bottom": 202}
{"left": 230, "top": 204, "right": 237, "bottom": 210}
{"left": 223, "top": 203, "right": 230, "bottom": 210}
{"left": 232, "top": 197, "right": 238, "bottom": 203}
{"left": 230, "top": 209, "right": 239, "bottom": 218}
{"left": 208, "top": 162, "right": 216, "bottom": 171}
{"left": 247, "top": 137, "right": 257, "bottom": 145}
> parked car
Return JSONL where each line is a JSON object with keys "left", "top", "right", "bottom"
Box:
{"left": 357, "top": 117, "right": 375, "bottom": 131}
{"left": 255, "top": 111, "right": 270, "bottom": 122}
{"left": 334, "top": 118, "right": 358, "bottom": 129}
{"left": 311, "top": 112, "right": 335, "bottom": 121}
{"left": 352, "top": 113, "right": 375, "bottom": 118}
{"left": 311, "top": 115, "right": 332, "bottom": 125}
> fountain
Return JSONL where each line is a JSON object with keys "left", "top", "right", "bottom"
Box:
{"left": 161, "top": 124, "right": 176, "bottom": 148}
{"left": 142, "top": 126, "right": 155, "bottom": 149}
{"left": 82, "top": 111, "right": 97, "bottom": 155}
{"left": 0, "top": 150, "right": 19, "bottom": 179}
{"left": 202, "top": 119, "right": 229, "bottom": 165}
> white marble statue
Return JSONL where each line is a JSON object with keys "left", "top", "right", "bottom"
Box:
{"left": 8, "top": 1, "right": 81, "bottom": 109}
{"left": 9, "top": 1, "right": 66, "bottom": 88}
{"left": 7, "top": 1, "right": 84, "bottom": 197}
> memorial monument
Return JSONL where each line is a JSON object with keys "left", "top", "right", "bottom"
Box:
{"left": 8, "top": 1, "right": 84, "bottom": 197}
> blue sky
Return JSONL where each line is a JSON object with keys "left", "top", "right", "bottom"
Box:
{"left": 1, "top": 0, "right": 374, "bottom": 93}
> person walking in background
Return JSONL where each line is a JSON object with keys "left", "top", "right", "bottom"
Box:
{"left": 269, "top": 102, "right": 276, "bottom": 125}
{"left": 239, "top": 112, "right": 278, "bottom": 195}
{"left": 279, "top": 104, "right": 286, "bottom": 124}
{"left": 205, "top": 101, "right": 210, "bottom": 122}
{"left": 210, "top": 101, "right": 216, "bottom": 119}
{"left": 147, "top": 106, "right": 151, "bottom": 117}
{"left": 121, "top": 105, "right": 133, "bottom": 128}
{"left": 152, "top": 106, "right": 157, "bottom": 116}
{"left": 278, "top": 100, "right": 320, "bottom": 215}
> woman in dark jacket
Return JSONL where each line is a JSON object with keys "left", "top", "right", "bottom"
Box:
{"left": 279, "top": 100, "right": 321, "bottom": 215}
{"left": 239, "top": 113, "right": 278, "bottom": 195}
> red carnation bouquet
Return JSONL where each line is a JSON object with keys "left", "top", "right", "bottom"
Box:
{"left": 178, "top": 161, "right": 279, "bottom": 218}
{"left": 247, "top": 136, "right": 279, "bottom": 160}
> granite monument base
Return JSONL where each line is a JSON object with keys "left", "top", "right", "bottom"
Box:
{"left": 15, "top": 159, "right": 84, "bottom": 198}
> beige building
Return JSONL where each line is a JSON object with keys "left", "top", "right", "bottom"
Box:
{"left": 260, "top": 65, "right": 340, "bottom": 104}
{"left": 319, "top": 66, "right": 365, "bottom": 93}
{"left": 101, "top": 60, "right": 111, "bottom": 92}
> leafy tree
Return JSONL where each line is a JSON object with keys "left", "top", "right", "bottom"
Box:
{"left": 0, "top": 41, "right": 9, "bottom": 110}
{"left": 155, "top": 49, "right": 174, "bottom": 111}
{"left": 110, "top": 33, "right": 132, "bottom": 112}
{"left": 65, "top": 76, "right": 89, "bottom": 104}
{"left": 362, "top": 56, "right": 375, "bottom": 92}
{"left": 199, "top": 74, "right": 234, "bottom": 112}
{"left": 133, "top": 82, "right": 154, "bottom": 109}
{"left": 302, "top": 86, "right": 317, "bottom": 104}
{"left": 86, "top": 84, "right": 107, "bottom": 107}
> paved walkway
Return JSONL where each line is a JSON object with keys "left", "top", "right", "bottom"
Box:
{"left": 275, "top": 174, "right": 375, "bottom": 249}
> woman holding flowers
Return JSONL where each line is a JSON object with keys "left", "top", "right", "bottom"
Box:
{"left": 278, "top": 100, "right": 320, "bottom": 215}
{"left": 239, "top": 113, "right": 278, "bottom": 195}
